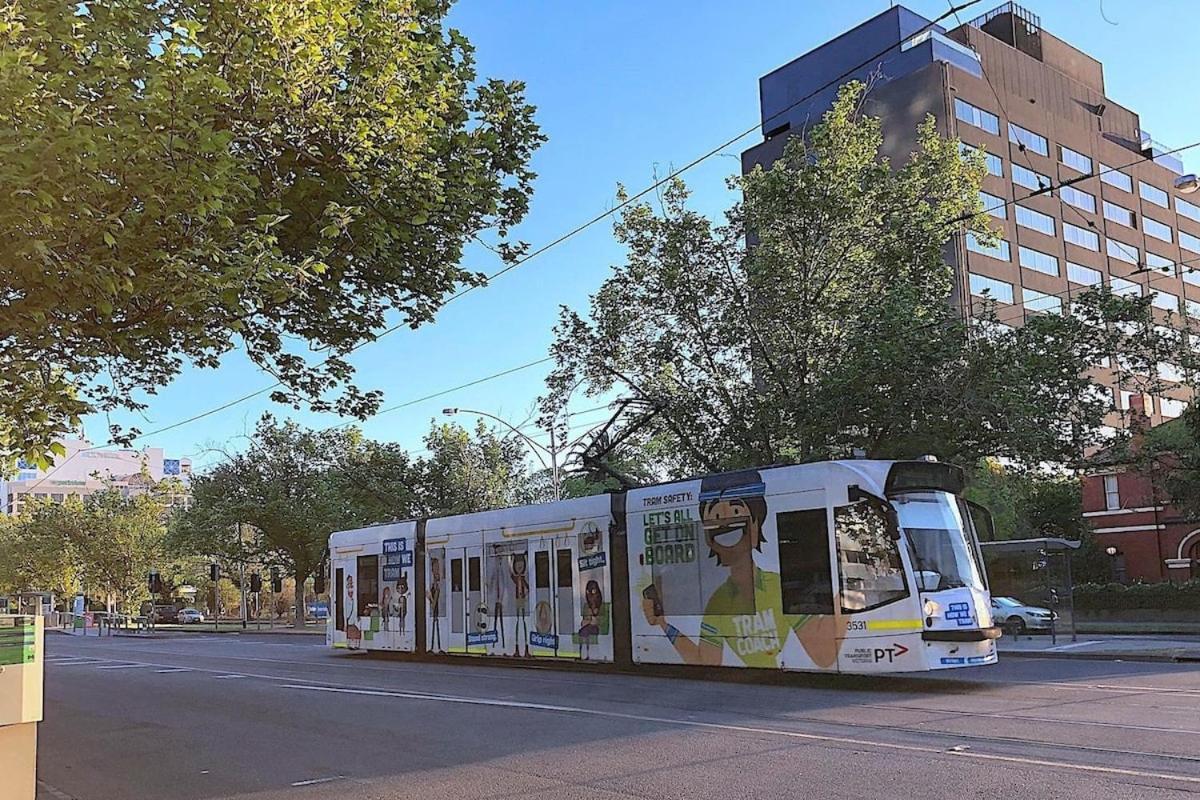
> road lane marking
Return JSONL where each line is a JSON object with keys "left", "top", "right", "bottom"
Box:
{"left": 95, "top": 664, "right": 154, "bottom": 670}
{"left": 1044, "top": 641, "right": 1104, "bottom": 652}
{"left": 278, "top": 684, "right": 1200, "bottom": 786}
{"left": 213, "top": 674, "right": 246, "bottom": 679}
{"left": 155, "top": 668, "right": 192, "bottom": 674}
{"left": 291, "top": 776, "right": 346, "bottom": 787}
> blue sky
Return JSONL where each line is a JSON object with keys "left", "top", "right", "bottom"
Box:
{"left": 85, "top": 0, "right": 1200, "bottom": 469}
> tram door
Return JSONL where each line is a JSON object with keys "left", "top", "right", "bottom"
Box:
{"left": 465, "top": 545, "right": 485, "bottom": 653}
{"left": 449, "top": 552, "right": 464, "bottom": 646}
{"left": 529, "top": 536, "right": 578, "bottom": 657}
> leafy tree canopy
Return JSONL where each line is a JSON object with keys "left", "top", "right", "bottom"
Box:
{"left": 0, "top": 0, "right": 544, "bottom": 466}
{"left": 544, "top": 82, "right": 1191, "bottom": 474}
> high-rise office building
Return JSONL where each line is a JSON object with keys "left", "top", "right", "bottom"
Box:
{"left": 743, "top": 2, "right": 1198, "bottom": 431}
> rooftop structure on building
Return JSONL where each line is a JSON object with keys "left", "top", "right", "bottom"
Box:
{"left": 2, "top": 438, "right": 192, "bottom": 516}
{"left": 743, "top": 2, "right": 1198, "bottom": 436}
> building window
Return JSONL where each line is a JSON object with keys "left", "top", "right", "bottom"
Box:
{"left": 1060, "top": 185, "right": 1096, "bottom": 213}
{"left": 1111, "top": 276, "right": 1143, "bottom": 297}
{"left": 1008, "top": 122, "right": 1049, "bottom": 156}
{"left": 1059, "top": 145, "right": 1092, "bottom": 173}
{"left": 1063, "top": 221, "right": 1099, "bottom": 251}
{"left": 966, "top": 232, "right": 1010, "bottom": 261}
{"left": 960, "top": 143, "right": 1003, "bottom": 177}
{"left": 979, "top": 191, "right": 1007, "bottom": 219}
{"left": 1177, "top": 196, "right": 1200, "bottom": 223}
{"left": 1106, "top": 237, "right": 1139, "bottom": 264}
{"left": 1103, "top": 200, "right": 1136, "bottom": 228}
{"left": 1019, "top": 246, "right": 1059, "bottom": 276}
{"left": 1022, "top": 287, "right": 1062, "bottom": 314}
{"left": 1145, "top": 252, "right": 1175, "bottom": 273}
{"left": 1152, "top": 290, "right": 1179, "bottom": 312}
{"left": 1161, "top": 397, "right": 1188, "bottom": 418}
{"left": 969, "top": 273, "right": 1014, "bottom": 304}
{"left": 1015, "top": 205, "right": 1055, "bottom": 236}
{"left": 1180, "top": 230, "right": 1200, "bottom": 254}
{"left": 1144, "top": 217, "right": 1173, "bottom": 243}
{"left": 1067, "top": 262, "right": 1102, "bottom": 286}
{"left": 1158, "top": 362, "right": 1185, "bottom": 382}
{"left": 1103, "top": 475, "right": 1120, "bottom": 511}
{"left": 1013, "top": 163, "right": 1051, "bottom": 193}
{"left": 1139, "top": 181, "right": 1169, "bottom": 208}
{"left": 955, "top": 98, "right": 1000, "bottom": 135}
{"left": 1099, "top": 165, "right": 1133, "bottom": 192}
{"left": 1187, "top": 299, "right": 1200, "bottom": 319}
{"left": 1182, "top": 267, "right": 1200, "bottom": 286}
{"left": 1118, "top": 390, "right": 1154, "bottom": 414}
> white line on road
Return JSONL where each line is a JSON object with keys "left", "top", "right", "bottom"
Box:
{"left": 45, "top": 659, "right": 100, "bottom": 666}
{"left": 1044, "top": 641, "right": 1105, "bottom": 652}
{"left": 95, "top": 664, "right": 154, "bottom": 670}
{"left": 278, "top": 684, "right": 1200, "bottom": 787}
{"left": 212, "top": 674, "right": 246, "bottom": 679}
{"left": 290, "top": 776, "right": 346, "bottom": 787}
{"left": 155, "top": 668, "right": 192, "bottom": 674}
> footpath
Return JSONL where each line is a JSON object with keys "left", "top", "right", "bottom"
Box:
{"left": 999, "top": 632, "right": 1200, "bottom": 662}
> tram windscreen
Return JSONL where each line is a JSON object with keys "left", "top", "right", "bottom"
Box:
{"left": 893, "top": 492, "right": 985, "bottom": 593}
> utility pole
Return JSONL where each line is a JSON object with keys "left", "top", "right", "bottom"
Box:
{"left": 237, "top": 522, "right": 247, "bottom": 630}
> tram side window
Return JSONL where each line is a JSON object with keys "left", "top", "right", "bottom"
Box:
{"left": 357, "top": 555, "right": 379, "bottom": 618}
{"left": 535, "top": 550, "right": 550, "bottom": 589}
{"left": 776, "top": 509, "right": 834, "bottom": 615}
{"left": 834, "top": 501, "right": 908, "bottom": 612}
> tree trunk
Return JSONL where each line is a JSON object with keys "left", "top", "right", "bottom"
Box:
{"left": 293, "top": 575, "right": 306, "bottom": 628}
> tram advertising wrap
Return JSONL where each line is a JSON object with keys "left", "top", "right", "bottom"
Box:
{"left": 328, "top": 459, "right": 1000, "bottom": 674}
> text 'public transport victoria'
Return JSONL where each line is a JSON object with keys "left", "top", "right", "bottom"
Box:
{"left": 327, "top": 459, "right": 999, "bottom": 674}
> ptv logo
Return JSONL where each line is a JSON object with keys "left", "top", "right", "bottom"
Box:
{"left": 873, "top": 643, "right": 910, "bottom": 663}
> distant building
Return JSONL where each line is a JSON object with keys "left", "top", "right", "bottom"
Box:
{"left": 743, "top": 2, "right": 1197, "bottom": 436}
{"left": 1081, "top": 399, "right": 1198, "bottom": 582}
{"left": 2, "top": 438, "right": 192, "bottom": 516}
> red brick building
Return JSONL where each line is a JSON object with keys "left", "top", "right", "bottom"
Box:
{"left": 1082, "top": 408, "right": 1199, "bottom": 582}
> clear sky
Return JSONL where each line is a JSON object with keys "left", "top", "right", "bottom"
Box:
{"left": 84, "top": 0, "right": 1200, "bottom": 470}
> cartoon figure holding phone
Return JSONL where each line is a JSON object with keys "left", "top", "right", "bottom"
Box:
{"left": 641, "top": 470, "right": 838, "bottom": 669}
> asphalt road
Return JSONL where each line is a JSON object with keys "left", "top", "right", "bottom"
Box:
{"left": 36, "top": 632, "right": 1200, "bottom": 800}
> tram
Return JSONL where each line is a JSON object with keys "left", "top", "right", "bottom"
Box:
{"left": 327, "top": 458, "right": 999, "bottom": 673}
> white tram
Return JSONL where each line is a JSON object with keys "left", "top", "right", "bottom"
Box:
{"left": 328, "top": 459, "right": 999, "bottom": 673}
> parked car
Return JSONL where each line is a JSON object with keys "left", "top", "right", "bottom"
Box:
{"left": 177, "top": 608, "right": 205, "bottom": 624}
{"left": 991, "top": 596, "right": 1056, "bottom": 633}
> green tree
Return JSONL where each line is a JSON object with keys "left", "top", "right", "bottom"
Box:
{"left": 416, "top": 420, "right": 536, "bottom": 514}
{"left": 0, "top": 0, "right": 543, "bottom": 466}
{"left": 71, "top": 487, "right": 169, "bottom": 613}
{"left": 544, "top": 82, "right": 1188, "bottom": 474}
{"left": 0, "top": 499, "right": 80, "bottom": 597}
{"left": 171, "top": 417, "right": 381, "bottom": 626}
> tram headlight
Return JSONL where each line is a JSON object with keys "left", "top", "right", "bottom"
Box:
{"left": 923, "top": 599, "right": 941, "bottom": 618}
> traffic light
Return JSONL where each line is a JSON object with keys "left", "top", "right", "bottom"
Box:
{"left": 209, "top": 563, "right": 219, "bottom": 582}
{"left": 249, "top": 572, "right": 262, "bottom": 594}
{"left": 270, "top": 567, "right": 282, "bottom": 594}
{"left": 313, "top": 572, "right": 326, "bottom": 595}
{"left": 147, "top": 570, "right": 162, "bottom": 594}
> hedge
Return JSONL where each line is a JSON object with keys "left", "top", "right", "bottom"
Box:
{"left": 1073, "top": 580, "right": 1200, "bottom": 611}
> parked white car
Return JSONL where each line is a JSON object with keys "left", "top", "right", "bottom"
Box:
{"left": 991, "top": 596, "right": 1055, "bottom": 633}
{"left": 177, "top": 608, "right": 205, "bottom": 624}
